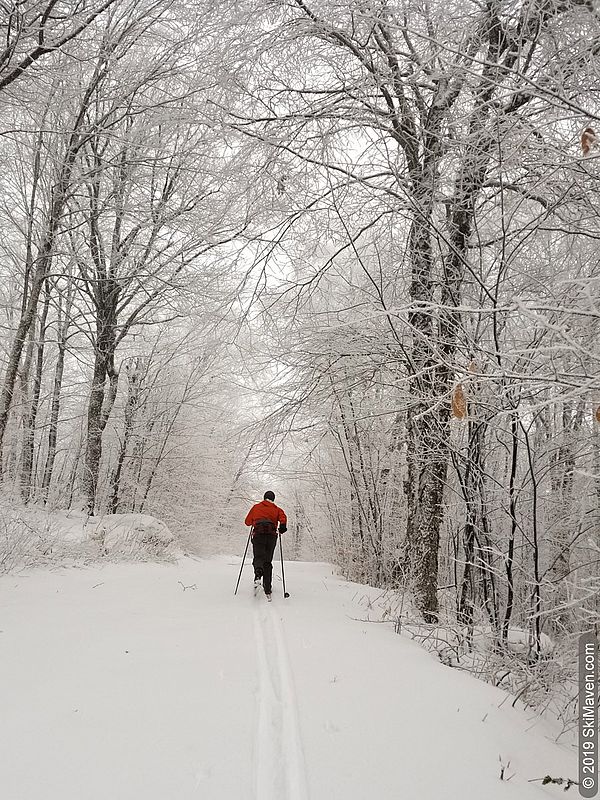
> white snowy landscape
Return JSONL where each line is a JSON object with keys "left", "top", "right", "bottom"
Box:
{"left": 1, "top": 545, "right": 576, "bottom": 800}
{"left": 0, "top": 2, "right": 598, "bottom": 798}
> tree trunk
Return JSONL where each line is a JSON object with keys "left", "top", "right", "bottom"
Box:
{"left": 82, "top": 280, "right": 120, "bottom": 514}
{"left": 108, "top": 357, "right": 145, "bottom": 514}
{"left": 41, "top": 291, "right": 71, "bottom": 502}
{"left": 20, "top": 283, "right": 51, "bottom": 502}
{"left": 456, "top": 417, "right": 498, "bottom": 631}
{"left": 405, "top": 405, "right": 449, "bottom": 621}
{"left": 502, "top": 410, "right": 519, "bottom": 642}
{"left": 547, "top": 400, "right": 584, "bottom": 632}
{"left": 403, "top": 178, "right": 449, "bottom": 621}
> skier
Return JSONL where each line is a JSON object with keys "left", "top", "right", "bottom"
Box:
{"left": 245, "top": 491, "right": 287, "bottom": 599}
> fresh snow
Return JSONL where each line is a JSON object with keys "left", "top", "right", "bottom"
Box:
{"left": 1, "top": 555, "right": 575, "bottom": 799}
{"left": 0, "top": 503, "right": 176, "bottom": 574}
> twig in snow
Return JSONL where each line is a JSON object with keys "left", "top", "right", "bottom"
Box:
{"left": 499, "top": 756, "right": 515, "bottom": 781}
{"left": 528, "top": 775, "right": 578, "bottom": 790}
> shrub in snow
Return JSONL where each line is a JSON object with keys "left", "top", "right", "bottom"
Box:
{"left": 0, "top": 499, "right": 177, "bottom": 572}
{"left": 92, "top": 514, "right": 175, "bottom": 559}
{"left": 471, "top": 625, "right": 555, "bottom": 658}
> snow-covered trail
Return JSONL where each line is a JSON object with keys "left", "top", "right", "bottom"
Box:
{"left": 1, "top": 556, "right": 575, "bottom": 799}
{"left": 253, "top": 602, "right": 309, "bottom": 800}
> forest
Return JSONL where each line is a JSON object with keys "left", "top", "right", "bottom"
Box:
{"left": 1, "top": 0, "right": 599, "bottom": 727}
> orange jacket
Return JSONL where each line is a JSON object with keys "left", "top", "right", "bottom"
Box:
{"left": 245, "top": 499, "right": 287, "bottom": 533}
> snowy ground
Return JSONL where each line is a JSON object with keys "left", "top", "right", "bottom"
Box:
{"left": 1, "top": 555, "right": 575, "bottom": 799}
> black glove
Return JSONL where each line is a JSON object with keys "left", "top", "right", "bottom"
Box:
{"left": 279, "top": 524, "right": 287, "bottom": 534}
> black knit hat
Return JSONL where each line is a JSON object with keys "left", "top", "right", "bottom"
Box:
{"left": 263, "top": 491, "right": 275, "bottom": 501}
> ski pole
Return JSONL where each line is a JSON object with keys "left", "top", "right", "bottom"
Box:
{"left": 234, "top": 532, "right": 252, "bottom": 595}
{"left": 279, "top": 533, "right": 290, "bottom": 598}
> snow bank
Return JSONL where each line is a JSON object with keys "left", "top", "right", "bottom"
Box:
{"left": 350, "top": 585, "right": 576, "bottom": 737}
{"left": 91, "top": 513, "right": 175, "bottom": 557}
{"left": 0, "top": 499, "right": 178, "bottom": 573}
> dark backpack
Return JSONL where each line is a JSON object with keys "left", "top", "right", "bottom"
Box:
{"left": 253, "top": 518, "right": 276, "bottom": 535}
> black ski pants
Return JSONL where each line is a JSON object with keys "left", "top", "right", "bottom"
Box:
{"left": 252, "top": 533, "right": 278, "bottom": 593}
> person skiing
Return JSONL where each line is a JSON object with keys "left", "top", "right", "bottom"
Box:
{"left": 245, "top": 491, "right": 287, "bottom": 599}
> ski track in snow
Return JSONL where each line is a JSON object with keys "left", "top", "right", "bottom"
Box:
{"left": 253, "top": 599, "right": 309, "bottom": 800}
